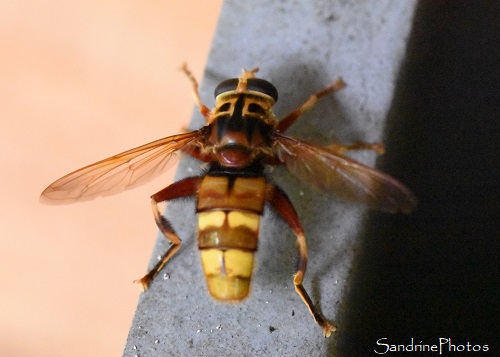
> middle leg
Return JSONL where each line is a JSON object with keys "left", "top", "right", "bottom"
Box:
{"left": 325, "top": 141, "right": 385, "bottom": 155}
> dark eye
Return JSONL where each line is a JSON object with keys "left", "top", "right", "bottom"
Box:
{"left": 248, "top": 103, "right": 265, "bottom": 115}
{"left": 214, "top": 78, "right": 239, "bottom": 98}
{"left": 218, "top": 102, "right": 231, "bottom": 112}
{"left": 247, "top": 79, "right": 278, "bottom": 102}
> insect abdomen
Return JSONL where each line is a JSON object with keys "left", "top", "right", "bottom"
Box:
{"left": 197, "top": 174, "right": 266, "bottom": 302}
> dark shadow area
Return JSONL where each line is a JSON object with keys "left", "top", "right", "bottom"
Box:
{"left": 336, "top": 1, "right": 499, "bottom": 355}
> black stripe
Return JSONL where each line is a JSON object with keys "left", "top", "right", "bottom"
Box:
{"left": 207, "top": 161, "right": 265, "bottom": 177}
{"left": 217, "top": 95, "right": 247, "bottom": 140}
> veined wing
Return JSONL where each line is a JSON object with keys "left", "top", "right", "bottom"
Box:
{"left": 41, "top": 130, "right": 204, "bottom": 204}
{"left": 273, "top": 133, "right": 417, "bottom": 213}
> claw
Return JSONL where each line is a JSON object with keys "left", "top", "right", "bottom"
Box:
{"left": 322, "top": 321, "right": 337, "bottom": 337}
{"left": 133, "top": 277, "right": 151, "bottom": 292}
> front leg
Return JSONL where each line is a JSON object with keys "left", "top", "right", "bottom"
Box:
{"left": 180, "top": 63, "right": 212, "bottom": 122}
{"left": 134, "top": 176, "right": 202, "bottom": 290}
{"left": 277, "top": 78, "right": 346, "bottom": 132}
{"left": 267, "top": 185, "right": 336, "bottom": 337}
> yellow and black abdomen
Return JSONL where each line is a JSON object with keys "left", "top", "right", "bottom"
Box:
{"left": 196, "top": 174, "right": 267, "bottom": 302}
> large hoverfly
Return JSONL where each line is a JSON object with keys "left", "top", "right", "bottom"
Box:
{"left": 41, "top": 65, "right": 416, "bottom": 336}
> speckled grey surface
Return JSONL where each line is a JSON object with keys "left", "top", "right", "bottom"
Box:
{"left": 125, "top": 1, "right": 499, "bottom": 356}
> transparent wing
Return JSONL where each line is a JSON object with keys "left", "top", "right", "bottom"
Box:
{"left": 41, "top": 130, "right": 204, "bottom": 204}
{"left": 273, "top": 133, "right": 417, "bottom": 213}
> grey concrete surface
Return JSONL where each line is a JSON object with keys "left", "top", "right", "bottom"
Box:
{"left": 124, "top": 1, "right": 499, "bottom": 356}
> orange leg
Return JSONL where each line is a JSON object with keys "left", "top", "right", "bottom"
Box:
{"left": 134, "top": 176, "right": 202, "bottom": 290}
{"left": 277, "top": 78, "right": 346, "bottom": 132}
{"left": 180, "top": 63, "right": 212, "bottom": 122}
{"left": 267, "top": 185, "right": 336, "bottom": 337}
{"left": 326, "top": 141, "right": 385, "bottom": 155}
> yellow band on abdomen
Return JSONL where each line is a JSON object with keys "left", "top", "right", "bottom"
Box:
{"left": 198, "top": 211, "right": 226, "bottom": 230}
{"left": 200, "top": 248, "right": 254, "bottom": 301}
{"left": 227, "top": 211, "right": 259, "bottom": 231}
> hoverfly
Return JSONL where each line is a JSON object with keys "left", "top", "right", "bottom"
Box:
{"left": 41, "top": 64, "right": 416, "bottom": 336}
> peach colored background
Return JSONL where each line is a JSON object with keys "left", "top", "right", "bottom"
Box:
{"left": 0, "top": 1, "right": 221, "bottom": 356}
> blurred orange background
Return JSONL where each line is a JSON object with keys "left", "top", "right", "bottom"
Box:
{"left": 0, "top": 1, "right": 222, "bottom": 356}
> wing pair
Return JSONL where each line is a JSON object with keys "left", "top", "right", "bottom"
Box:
{"left": 41, "top": 130, "right": 416, "bottom": 213}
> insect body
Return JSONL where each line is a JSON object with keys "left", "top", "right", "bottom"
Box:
{"left": 41, "top": 65, "right": 416, "bottom": 336}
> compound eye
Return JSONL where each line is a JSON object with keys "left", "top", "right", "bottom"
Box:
{"left": 214, "top": 79, "right": 239, "bottom": 98}
{"left": 247, "top": 79, "right": 278, "bottom": 102}
{"left": 214, "top": 77, "right": 278, "bottom": 102}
